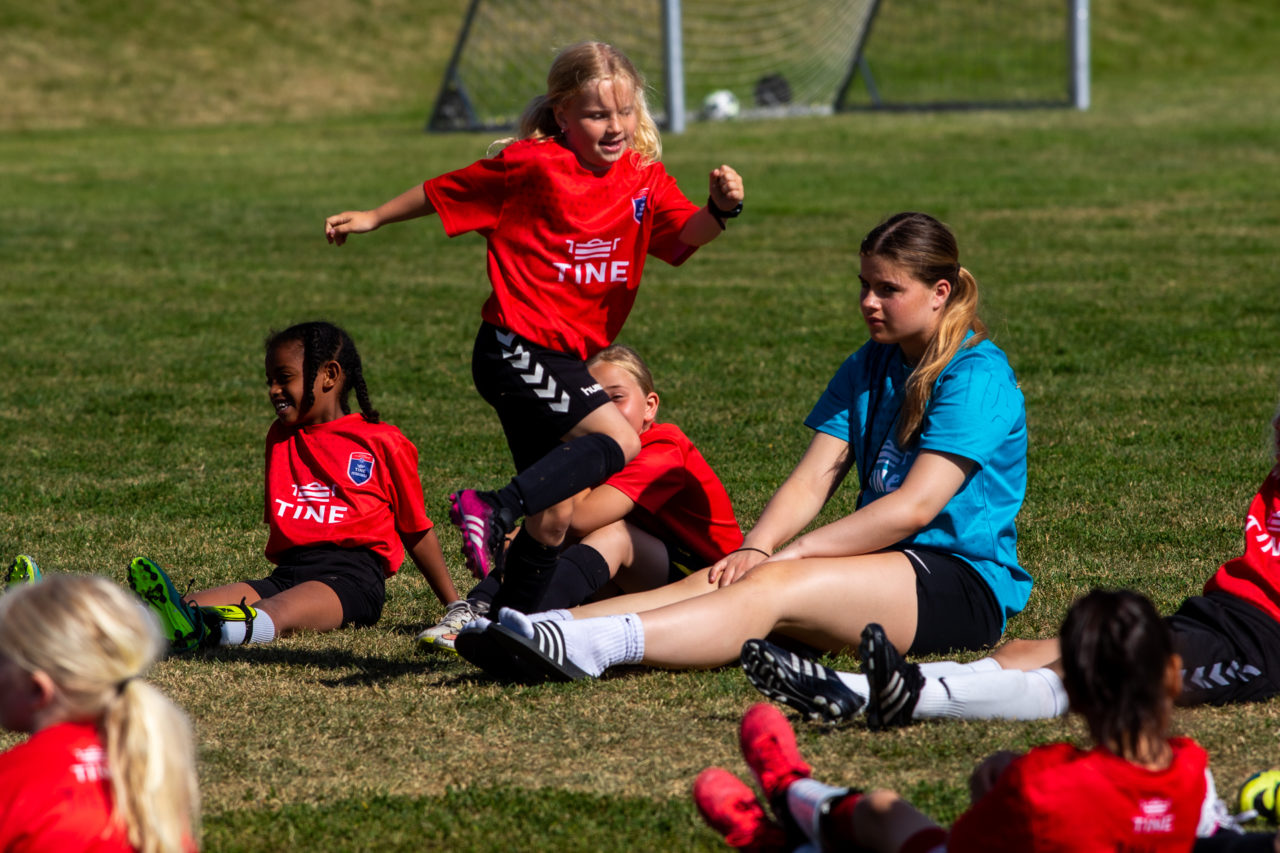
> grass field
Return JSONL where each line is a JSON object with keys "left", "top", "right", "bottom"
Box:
{"left": 2, "top": 0, "right": 1279, "bottom": 850}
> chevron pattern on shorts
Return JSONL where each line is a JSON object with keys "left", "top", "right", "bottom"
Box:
{"left": 496, "top": 330, "right": 570, "bottom": 413}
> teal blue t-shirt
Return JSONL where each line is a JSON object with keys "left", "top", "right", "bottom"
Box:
{"left": 804, "top": 336, "right": 1030, "bottom": 624}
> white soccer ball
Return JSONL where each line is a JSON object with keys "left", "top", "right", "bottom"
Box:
{"left": 701, "top": 89, "right": 740, "bottom": 121}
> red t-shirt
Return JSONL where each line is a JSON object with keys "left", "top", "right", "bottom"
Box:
{"left": 602, "top": 422, "right": 742, "bottom": 565}
{"left": 424, "top": 138, "right": 702, "bottom": 359}
{"left": 0, "top": 722, "right": 131, "bottom": 852}
{"left": 1203, "top": 464, "right": 1280, "bottom": 621}
{"left": 264, "top": 414, "right": 432, "bottom": 576}
{"left": 948, "top": 738, "right": 1208, "bottom": 853}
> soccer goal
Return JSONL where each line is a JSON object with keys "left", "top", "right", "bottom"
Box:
{"left": 426, "top": 0, "right": 1088, "bottom": 132}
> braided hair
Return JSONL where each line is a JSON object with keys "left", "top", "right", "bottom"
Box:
{"left": 265, "top": 321, "right": 380, "bottom": 423}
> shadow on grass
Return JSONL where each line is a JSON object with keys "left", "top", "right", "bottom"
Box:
{"left": 200, "top": 643, "right": 462, "bottom": 687}
{"left": 205, "top": 786, "right": 721, "bottom": 852}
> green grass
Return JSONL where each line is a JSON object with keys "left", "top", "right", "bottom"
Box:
{"left": 3, "top": 0, "right": 1280, "bottom": 849}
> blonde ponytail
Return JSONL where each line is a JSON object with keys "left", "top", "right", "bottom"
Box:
{"left": 0, "top": 576, "right": 200, "bottom": 853}
{"left": 897, "top": 265, "right": 986, "bottom": 445}
{"left": 858, "top": 212, "right": 986, "bottom": 446}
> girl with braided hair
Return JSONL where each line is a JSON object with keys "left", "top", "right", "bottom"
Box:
{"left": 128, "top": 321, "right": 459, "bottom": 652}
{"left": 0, "top": 575, "right": 199, "bottom": 852}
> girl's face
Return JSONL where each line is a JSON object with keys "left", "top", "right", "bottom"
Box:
{"left": 590, "top": 361, "right": 657, "bottom": 435}
{"left": 265, "top": 341, "right": 343, "bottom": 428}
{"left": 858, "top": 254, "right": 951, "bottom": 363}
{"left": 555, "top": 78, "right": 637, "bottom": 173}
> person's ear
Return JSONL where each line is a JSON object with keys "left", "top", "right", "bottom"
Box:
{"left": 319, "top": 360, "right": 342, "bottom": 393}
{"left": 643, "top": 391, "right": 659, "bottom": 426}
{"left": 31, "top": 669, "right": 57, "bottom": 709}
{"left": 932, "top": 277, "right": 952, "bottom": 310}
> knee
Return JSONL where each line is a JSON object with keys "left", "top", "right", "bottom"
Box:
{"left": 527, "top": 504, "right": 575, "bottom": 544}
{"left": 863, "top": 788, "right": 903, "bottom": 817}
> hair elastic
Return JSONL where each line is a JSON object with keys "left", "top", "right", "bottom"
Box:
{"left": 731, "top": 546, "right": 770, "bottom": 558}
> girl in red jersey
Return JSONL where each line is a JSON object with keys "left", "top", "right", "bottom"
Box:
{"left": 418, "top": 344, "right": 742, "bottom": 648}
{"left": 695, "top": 589, "right": 1215, "bottom": 853}
{"left": 127, "top": 321, "right": 459, "bottom": 652}
{"left": 323, "top": 42, "right": 745, "bottom": 608}
{"left": 0, "top": 575, "right": 199, "bottom": 853}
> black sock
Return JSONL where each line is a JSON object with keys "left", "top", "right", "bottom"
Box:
{"left": 537, "top": 544, "right": 612, "bottom": 610}
{"left": 492, "top": 433, "right": 626, "bottom": 517}
{"left": 490, "top": 528, "right": 561, "bottom": 613}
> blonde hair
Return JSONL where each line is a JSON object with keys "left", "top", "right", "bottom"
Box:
{"left": 511, "top": 41, "right": 662, "bottom": 164}
{"left": 860, "top": 212, "right": 987, "bottom": 446}
{"left": 587, "top": 343, "right": 656, "bottom": 395}
{"left": 0, "top": 576, "right": 200, "bottom": 853}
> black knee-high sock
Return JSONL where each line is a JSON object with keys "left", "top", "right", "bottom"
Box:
{"left": 491, "top": 433, "right": 626, "bottom": 517}
{"left": 490, "top": 528, "right": 561, "bottom": 613}
{"left": 536, "top": 543, "right": 612, "bottom": 611}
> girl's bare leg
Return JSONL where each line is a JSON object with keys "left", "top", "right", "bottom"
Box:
{"left": 635, "top": 553, "right": 920, "bottom": 669}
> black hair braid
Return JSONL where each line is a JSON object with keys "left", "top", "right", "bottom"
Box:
{"left": 265, "top": 321, "right": 379, "bottom": 423}
{"left": 333, "top": 327, "right": 380, "bottom": 423}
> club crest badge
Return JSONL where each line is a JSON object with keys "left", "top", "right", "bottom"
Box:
{"left": 348, "top": 452, "right": 374, "bottom": 485}
{"left": 632, "top": 189, "right": 650, "bottom": 223}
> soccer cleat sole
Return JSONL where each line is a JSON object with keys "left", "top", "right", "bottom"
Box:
{"left": 454, "top": 623, "right": 525, "bottom": 681}
{"left": 488, "top": 620, "right": 589, "bottom": 684}
{"left": 5, "top": 554, "right": 42, "bottom": 588}
{"left": 741, "top": 639, "right": 864, "bottom": 724}
{"left": 127, "top": 557, "right": 203, "bottom": 652}
{"left": 861, "top": 623, "right": 922, "bottom": 731}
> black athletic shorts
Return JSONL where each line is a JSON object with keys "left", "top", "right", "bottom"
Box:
{"left": 471, "top": 323, "right": 611, "bottom": 471}
{"left": 245, "top": 545, "right": 386, "bottom": 628}
{"left": 1193, "top": 832, "right": 1278, "bottom": 852}
{"left": 1168, "top": 591, "right": 1280, "bottom": 706}
{"left": 904, "top": 548, "right": 1004, "bottom": 656}
{"left": 664, "top": 540, "right": 704, "bottom": 584}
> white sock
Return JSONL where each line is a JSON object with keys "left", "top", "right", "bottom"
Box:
{"left": 914, "top": 667, "right": 1069, "bottom": 720}
{"left": 219, "top": 609, "right": 277, "bottom": 645}
{"left": 460, "top": 615, "right": 491, "bottom": 635}
{"left": 918, "top": 656, "right": 1002, "bottom": 677}
{"left": 835, "top": 671, "right": 869, "bottom": 698}
{"left": 833, "top": 656, "right": 1001, "bottom": 698}
{"left": 529, "top": 609, "right": 572, "bottom": 623}
{"left": 498, "top": 607, "right": 643, "bottom": 677}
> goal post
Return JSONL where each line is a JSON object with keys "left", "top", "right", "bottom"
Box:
{"left": 837, "top": 0, "right": 1090, "bottom": 112}
{"left": 426, "top": 0, "right": 1089, "bottom": 133}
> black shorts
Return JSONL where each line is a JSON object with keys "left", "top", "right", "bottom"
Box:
{"left": 1168, "top": 592, "right": 1280, "bottom": 706}
{"left": 904, "top": 548, "right": 1003, "bottom": 656}
{"left": 471, "top": 323, "right": 611, "bottom": 471}
{"left": 1193, "top": 832, "right": 1279, "bottom": 853}
{"left": 246, "top": 545, "right": 386, "bottom": 628}
{"left": 664, "top": 540, "right": 704, "bottom": 584}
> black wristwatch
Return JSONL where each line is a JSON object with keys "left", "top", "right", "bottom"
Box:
{"left": 707, "top": 195, "right": 743, "bottom": 229}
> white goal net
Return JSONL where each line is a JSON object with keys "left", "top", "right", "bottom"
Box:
{"left": 427, "top": 0, "right": 1082, "bottom": 131}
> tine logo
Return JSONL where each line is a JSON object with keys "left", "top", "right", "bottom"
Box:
{"left": 552, "top": 238, "right": 629, "bottom": 286}
{"left": 348, "top": 451, "right": 374, "bottom": 485}
{"left": 293, "top": 482, "right": 336, "bottom": 503}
